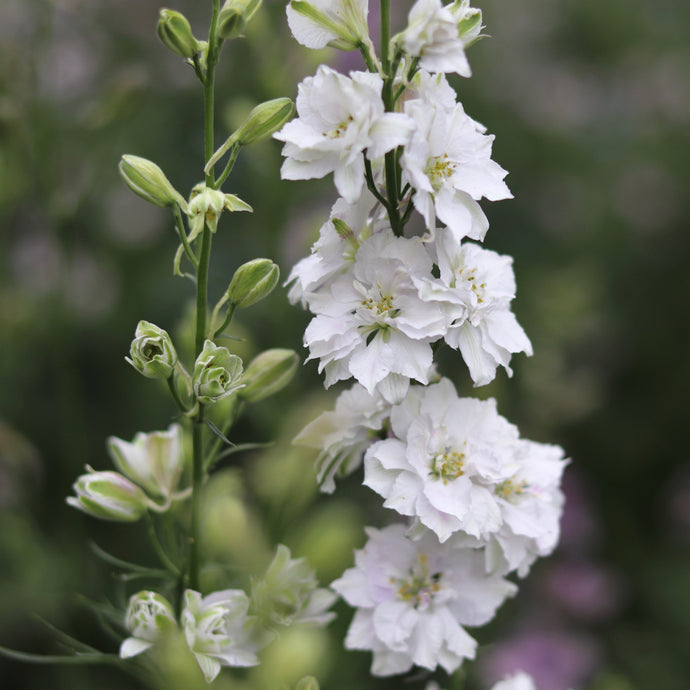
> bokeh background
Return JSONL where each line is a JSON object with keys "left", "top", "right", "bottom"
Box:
{"left": 1, "top": 1, "right": 689, "bottom": 688}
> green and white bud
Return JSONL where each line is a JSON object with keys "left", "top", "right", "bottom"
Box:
{"left": 452, "top": 0, "right": 483, "bottom": 45}
{"left": 187, "top": 185, "right": 252, "bottom": 242}
{"left": 126, "top": 320, "right": 178, "bottom": 380}
{"left": 287, "top": 0, "right": 370, "bottom": 52}
{"left": 66, "top": 468, "right": 150, "bottom": 522}
{"left": 218, "top": 0, "right": 262, "bottom": 40}
{"left": 193, "top": 340, "right": 244, "bottom": 404}
{"left": 120, "top": 590, "right": 177, "bottom": 659}
{"left": 157, "top": 8, "right": 201, "bottom": 59}
{"left": 107, "top": 424, "right": 185, "bottom": 500}
{"left": 226, "top": 258, "right": 279, "bottom": 308}
{"left": 119, "top": 155, "right": 186, "bottom": 209}
{"left": 232, "top": 98, "right": 294, "bottom": 147}
{"left": 239, "top": 349, "right": 299, "bottom": 402}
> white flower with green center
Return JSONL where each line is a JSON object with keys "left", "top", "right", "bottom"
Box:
{"left": 331, "top": 524, "right": 516, "bottom": 676}
{"left": 396, "top": 0, "right": 482, "bottom": 77}
{"left": 400, "top": 98, "right": 511, "bottom": 241}
{"left": 275, "top": 65, "right": 414, "bottom": 203}
{"left": 420, "top": 229, "right": 533, "bottom": 386}
{"left": 303, "top": 229, "right": 448, "bottom": 395}
{"left": 182, "top": 589, "right": 260, "bottom": 683}
{"left": 294, "top": 382, "right": 391, "bottom": 492}
{"left": 119, "top": 590, "right": 177, "bottom": 659}
{"left": 364, "top": 378, "right": 519, "bottom": 542}
{"left": 286, "top": 0, "right": 371, "bottom": 51}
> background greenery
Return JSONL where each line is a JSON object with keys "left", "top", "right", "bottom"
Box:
{"left": 1, "top": 0, "right": 688, "bottom": 688}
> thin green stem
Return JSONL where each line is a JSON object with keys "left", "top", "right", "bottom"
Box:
{"left": 173, "top": 205, "right": 198, "bottom": 270}
{"left": 363, "top": 156, "right": 390, "bottom": 209}
{"left": 145, "top": 513, "right": 180, "bottom": 576}
{"left": 213, "top": 302, "right": 236, "bottom": 338}
{"left": 189, "top": 413, "right": 204, "bottom": 591}
{"left": 213, "top": 143, "right": 240, "bottom": 190}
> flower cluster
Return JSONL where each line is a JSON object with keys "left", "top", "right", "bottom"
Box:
{"left": 279, "top": 0, "right": 568, "bottom": 679}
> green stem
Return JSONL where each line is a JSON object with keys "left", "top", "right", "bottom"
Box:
{"left": 363, "top": 156, "right": 391, "bottom": 210}
{"left": 173, "top": 205, "right": 198, "bottom": 270}
{"left": 213, "top": 302, "right": 236, "bottom": 338}
{"left": 145, "top": 513, "right": 180, "bottom": 575}
{"left": 189, "top": 413, "right": 204, "bottom": 591}
{"left": 213, "top": 143, "right": 240, "bottom": 190}
{"left": 167, "top": 374, "right": 190, "bottom": 413}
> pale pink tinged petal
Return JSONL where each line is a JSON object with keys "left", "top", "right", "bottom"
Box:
{"left": 423, "top": 475, "right": 473, "bottom": 518}
{"left": 370, "top": 648, "right": 414, "bottom": 676}
{"left": 332, "top": 568, "right": 376, "bottom": 608}
{"left": 366, "top": 439, "right": 410, "bottom": 472}
{"left": 408, "top": 612, "right": 444, "bottom": 670}
{"left": 344, "top": 609, "right": 377, "bottom": 650}
{"left": 383, "top": 471, "right": 422, "bottom": 516}
{"left": 372, "top": 600, "right": 417, "bottom": 650}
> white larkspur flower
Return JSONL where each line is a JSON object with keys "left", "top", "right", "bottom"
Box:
{"left": 397, "top": 0, "right": 482, "bottom": 77}
{"left": 401, "top": 97, "right": 511, "bottom": 241}
{"left": 490, "top": 672, "right": 539, "bottom": 690}
{"left": 303, "top": 229, "right": 448, "bottom": 394}
{"left": 295, "top": 382, "right": 391, "bottom": 492}
{"left": 107, "top": 424, "right": 185, "bottom": 501}
{"left": 480, "top": 439, "right": 567, "bottom": 577}
{"left": 331, "top": 524, "right": 516, "bottom": 676}
{"left": 364, "top": 378, "right": 519, "bottom": 542}
{"left": 286, "top": 0, "right": 371, "bottom": 51}
{"left": 182, "top": 589, "right": 260, "bottom": 683}
{"left": 286, "top": 191, "right": 382, "bottom": 308}
{"left": 120, "top": 590, "right": 176, "bottom": 659}
{"left": 420, "top": 229, "right": 532, "bottom": 386}
{"left": 274, "top": 66, "right": 414, "bottom": 203}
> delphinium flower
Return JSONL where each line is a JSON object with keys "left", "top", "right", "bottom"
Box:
{"left": 331, "top": 524, "right": 516, "bottom": 676}
{"left": 119, "top": 591, "right": 177, "bottom": 659}
{"left": 419, "top": 228, "right": 533, "bottom": 386}
{"left": 294, "top": 382, "right": 391, "bottom": 492}
{"left": 274, "top": 65, "right": 413, "bottom": 203}
{"left": 303, "top": 228, "right": 448, "bottom": 394}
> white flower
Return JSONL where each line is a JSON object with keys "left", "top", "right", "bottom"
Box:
{"left": 420, "top": 229, "right": 533, "bottom": 386}
{"left": 364, "top": 378, "right": 519, "bottom": 542}
{"left": 303, "top": 229, "right": 448, "bottom": 394}
{"left": 295, "top": 382, "right": 391, "bottom": 492}
{"left": 107, "top": 424, "right": 185, "bottom": 501}
{"left": 120, "top": 590, "right": 177, "bottom": 659}
{"left": 400, "top": 97, "right": 511, "bottom": 241}
{"left": 490, "top": 672, "right": 539, "bottom": 690}
{"left": 182, "top": 589, "right": 260, "bottom": 683}
{"left": 275, "top": 66, "right": 414, "bottom": 203}
{"left": 331, "top": 524, "right": 516, "bottom": 676}
{"left": 286, "top": 191, "right": 382, "bottom": 308}
{"left": 397, "top": 0, "right": 482, "bottom": 77}
{"left": 479, "top": 439, "right": 567, "bottom": 577}
{"left": 286, "top": 0, "right": 371, "bottom": 51}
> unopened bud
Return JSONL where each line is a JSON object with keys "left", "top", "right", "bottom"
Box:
{"left": 193, "top": 340, "right": 244, "bottom": 403}
{"left": 126, "top": 320, "right": 178, "bottom": 379}
{"left": 239, "top": 349, "right": 299, "bottom": 402}
{"left": 218, "top": 0, "right": 262, "bottom": 40}
{"left": 157, "top": 8, "right": 201, "bottom": 59}
{"left": 66, "top": 469, "right": 149, "bottom": 522}
{"left": 232, "top": 98, "right": 294, "bottom": 146}
{"left": 119, "top": 155, "right": 186, "bottom": 209}
{"left": 120, "top": 591, "right": 177, "bottom": 659}
{"left": 226, "top": 258, "right": 279, "bottom": 308}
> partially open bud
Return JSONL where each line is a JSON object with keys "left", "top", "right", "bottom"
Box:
{"left": 232, "top": 98, "right": 294, "bottom": 147}
{"left": 286, "top": 0, "right": 370, "bottom": 51}
{"left": 193, "top": 340, "right": 244, "bottom": 404}
{"left": 107, "top": 424, "right": 185, "bottom": 500}
{"left": 226, "top": 258, "right": 279, "bottom": 308}
{"left": 66, "top": 469, "right": 149, "bottom": 522}
{"left": 218, "top": 0, "right": 262, "bottom": 40}
{"left": 126, "top": 320, "right": 178, "bottom": 379}
{"left": 157, "top": 8, "right": 201, "bottom": 59}
{"left": 120, "top": 591, "right": 177, "bottom": 659}
{"left": 119, "top": 155, "right": 186, "bottom": 209}
{"left": 239, "top": 349, "right": 299, "bottom": 402}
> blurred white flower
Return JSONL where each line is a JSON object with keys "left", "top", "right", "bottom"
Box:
{"left": 275, "top": 66, "right": 414, "bottom": 203}
{"left": 332, "top": 524, "right": 516, "bottom": 676}
{"left": 490, "top": 671, "right": 539, "bottom": 690}
{"left": 182, "top": 589, "right": 260, "bottom": 683}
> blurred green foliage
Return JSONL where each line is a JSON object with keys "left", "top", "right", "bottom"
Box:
{"left": 1, "top": 0, "right": 689, "bottom": 688}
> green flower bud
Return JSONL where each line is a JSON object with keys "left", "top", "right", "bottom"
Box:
{"left": 218, "top": 0, "right": 262, "bottom": 40}
{"left": 193, "top": 340, "right": 244, "bottom": 403}
{"left": 66, "top": 469, "right": 149, "bottom": 522}
{"left": 226, "top": 258, "right": 279, "bottom": 308}
{"left": 157, "top": 8, "right": 201, "bottom": 59}
{"left": 119, "top": 154, "right": 186, "bottom": 209}
{"left": 107, "top": 424, "right": 185, "bottom": 500}
{"left": 126, "top": 320, "right": 178, "bottom": 379}
{"left": 239, "top": 349, "right": 299, "bottom": 402}
{"left": 232, "top": 98, "right": 294, "bottom": 147}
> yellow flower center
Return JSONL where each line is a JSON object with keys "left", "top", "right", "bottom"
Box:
{"left": 425, "top": 153, "right": 457, "bottom": 191}
{"left": 392, "top": 554, "right": 442, "bottom": 609}
{"left": 430, "top": 449, "right": 466, "bottom": 483}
